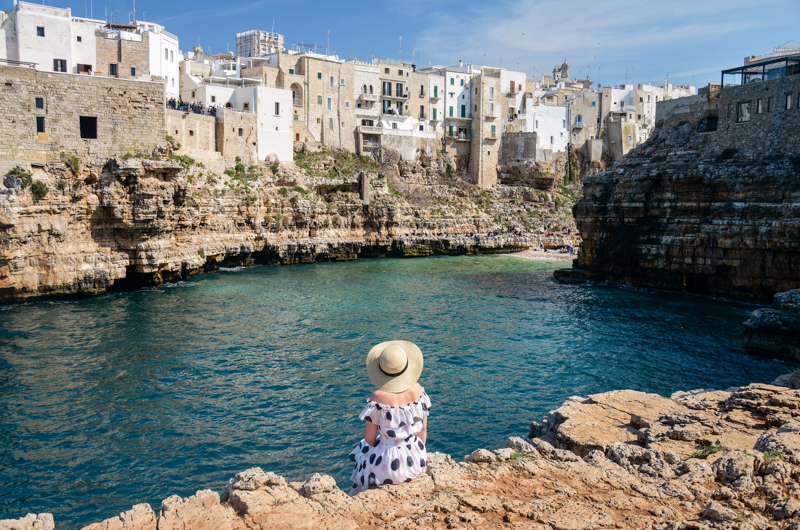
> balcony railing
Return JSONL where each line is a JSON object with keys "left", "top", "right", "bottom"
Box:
{"left": 359, "top": 125, "right": 383, "bottom": 134}
{"left": 0, "top": 58, "right": 37, "bottom": 68}
{"left": 430, "top": 93, "right": 441, "bottom": 99}
{"left": 359, "top": 93, "right": 379, "bottom": 102}
{"left": 447, "top": 131, "right": 470, "bottom": 141}
{"left": 293, "top": 98, "right": 303, "bottom": 107}
{"left": 382, "top": 93, "right": 409, "bottom": 100}
{"left": 485, "top": 111, "right": 497, "bottom": 118}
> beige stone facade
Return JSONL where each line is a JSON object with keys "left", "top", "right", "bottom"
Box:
{"left": 469, "top": 75, "right": 501, "bottom": 188}
{"left": 165, "top": 109, "right": 215, "bottom": 152}
{"left": 0, "top": 65, "right": 164, "bottom": 164}
{"left": 216, "top": 109, "right": 259, "bottom": 167}
{"left": 95, "top": 31, "right": 150, "bottom": 80}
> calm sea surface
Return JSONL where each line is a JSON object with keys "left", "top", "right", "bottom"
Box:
{"left": 0, "top": 256, "right": 791, "bottom": 528}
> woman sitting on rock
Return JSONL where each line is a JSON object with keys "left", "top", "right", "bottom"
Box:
{"left": 349, "top": 341, "right": 430, "bottom": 495}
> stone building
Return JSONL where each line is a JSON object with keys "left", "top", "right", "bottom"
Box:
{"left": 0, "top": 1, "right": 180, "bottom": 97}
{"left": 235, "top": 29, "right": 285, "bottom": 58}
{"left": 0, "top": 64, "right": 164, "bottom": 165}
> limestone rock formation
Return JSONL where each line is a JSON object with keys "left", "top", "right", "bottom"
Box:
{"left": 744, "top": 289, "right": 800, "bottom": 359}
{"left": 0, "top": 514, "right": 54, "bottom": 530}
{"left": 6, "top": 376, "right": 800, "bottom": 529}
{"left": 570, "top": 75, "right": 800, "bottom": 301}
{"left": 0, "top": 149, "right": 580, "bottom": 302}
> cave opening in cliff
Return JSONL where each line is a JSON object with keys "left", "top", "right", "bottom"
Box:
{"left": 683, "top": 273, "right": 710, "bottom": 295}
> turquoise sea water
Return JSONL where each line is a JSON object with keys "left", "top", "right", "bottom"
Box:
{"left": 0, "top": 256, "right": 791, "bottom": 528}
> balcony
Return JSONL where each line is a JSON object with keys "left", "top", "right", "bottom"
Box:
{"left": 293, "top": 98, "right": 303, "bottom": 107}
{"left": 430, "top": 93, "right": 441, "bottom": 100}
{"left": 359, "top": 126, "right": 383, "bottom": 135}
{"left": 484, "top": 111, "right": 497, "bottom": 119}
{"left": 359, "top": 93, "right": 379, "bottom": 102}
{"left": 573, "top": 120, "right": 584, "bottom": 129}
{"left": 447, "top": 131, "right": 470, "bottom": 141}
{"left": 382, "top": 92, "right": 409, "bottom": 100}
{"left": 485, "top": 130, "right": 498, "bottom": 139}
{"left": 430, "top": 114, "right": 441, "bottom": 121}
{"left": 447, "top": 115, "right": 471, "bottom": 121}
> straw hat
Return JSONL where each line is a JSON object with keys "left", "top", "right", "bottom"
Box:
{"left": 366, "top": 340, "right": 424, "bottom": 393}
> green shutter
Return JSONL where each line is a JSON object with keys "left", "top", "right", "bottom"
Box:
{"left": 449, "top": 106, "right": 453, "bottom": 117}
{"left": 433, "top": 108, "right": 437, "bottom": 120}
{"left": 448, "top": 125, "right": 453, "bottom": 136}
{"left": 434, "top": 86, "right": 438, "bottom": 97}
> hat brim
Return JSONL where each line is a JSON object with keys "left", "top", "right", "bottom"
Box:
{"left": 366, "top": 340, "right": 423, "bottom": 393}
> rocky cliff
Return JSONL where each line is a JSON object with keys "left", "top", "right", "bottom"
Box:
{"left": 0, "top": 147, "right": 579, "bottom": 303}
{"left": 566, "top": 75, "right": 800, "bottom": 301}
{"left": 7, "top": 374, "right": 800, "bottom": 530}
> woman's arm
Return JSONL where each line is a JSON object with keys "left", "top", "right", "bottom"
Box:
{"left": 419, "top": 416, "right": 427, "bottom": 444}
{"left": 364, "top": 421, "right": 378, "bottom": 446}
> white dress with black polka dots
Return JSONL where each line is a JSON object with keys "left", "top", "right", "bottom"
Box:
{"left": 349, "top": 390, "right": 431, "bottom": 495}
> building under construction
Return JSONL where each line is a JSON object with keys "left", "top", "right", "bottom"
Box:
{"left": 236, "top": 29, "right": 285, "bottom": 58}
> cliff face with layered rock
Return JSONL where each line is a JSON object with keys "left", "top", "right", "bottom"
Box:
{"left": 0, "top": 146, "right": 580, "bottom": 302}
{"left": 8, "top": 373, "right": 800, "bottom": 529}
{"left": 566, "top": 75, "right": 800, "bottom": 301}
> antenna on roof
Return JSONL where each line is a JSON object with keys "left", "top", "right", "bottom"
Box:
{"left": 399, "top": 36, "right": 402, "bottom": 59}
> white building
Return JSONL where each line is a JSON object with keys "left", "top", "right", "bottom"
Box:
{"left": 523, "top": 101, "right": 569, "bottom": 153}
{"left": 0, "top": 1, "right": 180, "bottom": 97}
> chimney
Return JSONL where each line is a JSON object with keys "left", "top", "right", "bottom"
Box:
{"left": 459, "top": 59, "right": 463, "bottom": 68}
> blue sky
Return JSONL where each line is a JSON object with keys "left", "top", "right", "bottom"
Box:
{"left": 6, "top": 0, "right": 798, "bottom": 88}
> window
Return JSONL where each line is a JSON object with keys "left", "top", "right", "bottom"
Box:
{"left": 392, "top": 122, "right": 397, "bottom": 129}
{"left": 757, "top": 99, "right": 764, "bottom": 113}
{"left": 327, "top": 98, "right": 331, "bottom": 110}
{"left": 419, "top": 125, "right": 423, "bottom": 131}
{"left": 54, "top": 59, "right": 67, "bottom": 72}
{"left": 433, "top": 108, "right": 437, "bottom": 120}
{"left": 639, "top": 97, "right": 643, "bottom": 103}
{"left": 460, "top": 104, "right": 466, "bottom": 117}
{"left": 340, "top": 78, "right": 345, "bottom": 85}
{"left": 109, "top": 63, "right": 117, "bottom": 76}
{"left": 37, "top": 27, "right": 45, "bottom": 37}
{"left": 345, "top": 101, "right": 349, "bottom": 109}
{"left": 628, "top": 135, "right": 632, "bottom": 145}
{"left": 385, "top": 68, "right": 390, "bottom": 74}
{"left": 727, "top": 104, "right": 733, "bottom": 118}
{"left": 238, "top": 128, "right": 243, "bottom": 136}
{"left": 510, "top": 81, "right": 515, "bottom": 92}
{"left": 434, "top": 86, "right": 438, "bottom": 97}
{"left": 398, "top": 69, "right": 403, "bottom": 76}
{"left": 420, "top": 85, "right": 425, "bottom": 97}
{"left": 189, "top": 130, "right": 194, "bottom": 137}
{"left": 474, "top": 104, "right": 477, "bottom": 112}
{"left": 576, "top": 114, "right": 583, "bottom": 127}
{"left": 170, "top": 51, "right": 174, "bottom": 62}
{"left": 474, "top": 87, "right": 478, "bottom": 94}
{"left": 550, "top": 136, "right": 553, "bottom": 144}
{"left": 787, "top": 94, "right": 793, "bottom": 110}
{"left": 737, "top": 102, "right": 750, "bottom": 123}
{"left": 191, "top": 90, "right": 196, "bottom": 98}
{"left": 35, "top": 97, "right": 44, "bottom": 109}
{"left": 211, "top": 96, "right": 216, "bottom": 103}
{"left": 275, "top": 102, "right": 280, "bottom": 115}
{"left": 460, "top": 79, "right": 464, "bottom": 86}
{"left": 489, "top": 103, "right": 493, "bottom": 113}
{"left": 396, "top": 82, "right": 403, "bottom": 97}
{"left": 591, "top": 101, "right": 596, "bottom": 107}
{"left": 243, "top": 102, "right": 251, "bottom": 111}
{"left": 382, "top": 81, "right": 391, "bottom": 96}
{"left": 165, "top": 48, "right": 169, "bottom": 60}
{"left": 289, "top": 68, "right": 294, "bottom": 74}
{"left": 448, "top": 125, "right": 453, "bottom": 136}
{"left": 489, "top": 87, "right": 494, "bottom": 99}
{"left": 329, "top": 118, "right": 333, "bottom": 130}
{"left": 768, "top": 97, "right": 774, "bottom": 112}
{"left": 294, "top": 114, "right": 298, "bottom": 121}
{"left": 330, "top": 76, "right": 334, "bottom": 87}
{"left": 536, "top": 120, "right": 538, "bottom": 128}
{"left": 131, "top": 67, "right": 136, "bottom": 76}
{"left": 77, "top": 36, "right": 82, "bottom": 42}
{"left": 450, "top": 78, "right": 454, "bottom": 85}
{"left": 317, "top": 95, "right": 323, "bottom": 105}
{"left": 491, "top": 125, "right": 496, "bottom": 137}
{"left": 36, "top": 117, "right": 45, "bottom": 133}
{"left": 637, "top": 114, "right": 641, "bottom": 120}
{"left": 79, "top": 116, "right": 97, "bottom": 139}
{"left": 317, "top": 72, "right": 322, "bottom": 79}
{"left": 420, "top": 105, "right": 424, "bottom": 117}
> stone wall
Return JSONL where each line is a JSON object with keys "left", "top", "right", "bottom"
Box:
{"left": 165, "top": 109, "right": 215, "bottom": 152}
{"left": 216, "top": 109, "right": 258, "bottom": 168}
{"left": 571, "top": 73, "right": 800, "bottom": 301}
{"left": 379, "top": 132, "right": 437, "bottom": 162}
{"left": 501, "top": 132, "right": 538, "bottom": 161}
{"left": 0, "top": 65, "right": 164, "bottom": 164}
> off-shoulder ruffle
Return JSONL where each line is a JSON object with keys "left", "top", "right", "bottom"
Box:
{"left": 358, "top": 391, "right": 431, "bottom": 433}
